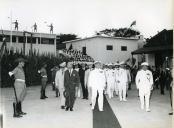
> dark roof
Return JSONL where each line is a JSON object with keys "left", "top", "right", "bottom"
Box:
{"left": 132, "top": 29, "right": 173, "bottom": 54}
{"left": 145, "top": 29, "right": 173, "bottom": 47}
{"left": 132, "top": 45, "right": 173, "bottom": 54}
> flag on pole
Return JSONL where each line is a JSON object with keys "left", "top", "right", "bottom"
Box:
{"left": 130, "top": 20, "right": 136, "bottom": 27}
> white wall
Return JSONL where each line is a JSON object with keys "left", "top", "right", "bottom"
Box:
{"left": 146, "top": 54, "right": 155, "bottom": 66}
{"left": 66, "top": 37, "right": 141, "bottom": 63}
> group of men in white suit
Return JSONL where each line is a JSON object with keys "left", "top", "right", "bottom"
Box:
{"left": 54, "top": 60, "right": 154, "bottom": 113}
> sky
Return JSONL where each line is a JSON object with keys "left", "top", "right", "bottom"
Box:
{"left": 0, "top": 0, "right": 173, "bottom": 38}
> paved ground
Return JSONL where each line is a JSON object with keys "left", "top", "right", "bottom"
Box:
{"left": 0, "top": 85, "right": 92, "bottom": 128}
{"left": 106, "top": 85, "right": 173, "bottom": 128}
{"left": 0, "top": 83, "right": 173, "bottom": 128}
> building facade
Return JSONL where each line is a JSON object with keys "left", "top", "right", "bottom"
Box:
{"left": 63, "top": 35, "right": 144, "bottom": 64}
{"left": 132, "top": 29, "right": 173, "bottom": 68}
{"left": 0, "top": 30, "right": 57, "bottom": 55}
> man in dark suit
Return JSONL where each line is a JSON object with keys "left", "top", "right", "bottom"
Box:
{"left": 79, "top": 63, "right": 87, "bottom": 99}
{"left": 64, "top": 61, "right": 80, "bottom": 111}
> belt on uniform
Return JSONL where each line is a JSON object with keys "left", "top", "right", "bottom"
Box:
{"left": 16, "top": 79, "right": 25, "bottom": 82}
{"left": 42, "top": 75, "right": 47, "bottom": 78}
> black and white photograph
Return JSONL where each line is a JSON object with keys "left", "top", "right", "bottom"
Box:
{"left": 0, "top": 0, "right": 173, "bottom": 128}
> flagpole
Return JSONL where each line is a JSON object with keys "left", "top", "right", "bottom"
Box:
{"left": 10, "top": 10, "right": 13, "bottom": 50}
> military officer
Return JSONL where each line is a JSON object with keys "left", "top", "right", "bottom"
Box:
{"left": 88, "top": 61, "right": 106, "bottom": 111}
{"left": 38, "top": 63, "right": 48, "bottom": 99}
{"left": 106, "top": 63, "right": 115, "bottom": 99}
{"left": 9, "top": 58, "right": 27, "bottom": 118}
{"left": 55, "top": 62, "right": 66, "bottom": 109}
{"left": 115, "top": 61, "right": 128, "bottom": 101}
{"left": 114, "top": 62, "right": 120, "bottom": 96}
{"left": 135, "top": 62, "right": 153, "bottom": 112}
{"left": 84, "top": 62, "right": 94, "bottom": 102}
{"left": 64, "top": 61, "right": 80, "bottom": 111}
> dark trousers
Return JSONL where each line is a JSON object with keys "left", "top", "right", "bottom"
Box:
{"left": 81, "top": 82, "right": 88, "bottom": 98}
{"left": 65, "top": 90, "right": 76, "bottom": 108}
{"left": 160, "top": 80, "right": 166, "bottom": 94}
{"left": 40, "top": 78, "right": 47, "bottom": 98}
{"left": 41, "top": 78, "right": 47, "bottom": 91}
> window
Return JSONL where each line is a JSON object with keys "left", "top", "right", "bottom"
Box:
{"left": 41, "top": 38, "right": 54, "bottom": 44}
{"left": 82, "top": 47, "right": 86, "bottom": 55}
{"left": 106, "top": 45, "right": 113, "bottom": 50}
{"left": 12, "top": 36, "right": 16, "bottom": 43}
{"left": 121, "top": 46, "right": 127, "bottom": 51}
{"left": 18, "top": 36, "right": 24, "bottom": 43}
{"left": 27, "top": 37, "right": 36, "bottom": 44}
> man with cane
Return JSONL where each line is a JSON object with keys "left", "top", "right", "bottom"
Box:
{"left": 9, "top": 58, "right": 27, "bottom": 118}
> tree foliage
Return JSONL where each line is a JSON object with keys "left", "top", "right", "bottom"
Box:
{"left": 96, "top": 28, "right": 140, "bottom": 37}
{"left": 57, "top": 34, "right": 78, "bottom": 44}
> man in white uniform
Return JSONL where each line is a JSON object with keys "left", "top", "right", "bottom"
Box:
{"left": 115, "top": 62, "right": 128, "bottom": 101}
{"left": 114, "top": 62, "right": 120, "bottom": 96}
{"left": 106, "top": 63, "right": 115, "bottom": 98}
{"left": 135, "top": 62, "right": 153, "bottom": 112}
{"left": 84, "top": 62, "right": 94, "bottom": 101}
{"left": 55, "top": 62, "right": 66, "bottom": 109}
{"left": 88, "top": 61, "right": 106, "bottom": 111}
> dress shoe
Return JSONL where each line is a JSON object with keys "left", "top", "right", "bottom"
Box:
{"left": 40, "top": 97, "right": 45, "bottom": 99}
{"left": 44, "top": 96, "right": 48, "bottom": 98}
{"left": 70, "top": 108, "right": 73, "bottom": 111}
{"left": 65, "top": 107, "right": 69, "bottom": 111}
{"left": 61, "top": 106, "right": 65, "bottom": 109}
{"left": 146, "top": 108, "right": 151, "bottom": 112}
{"left": 169, "top": 112, "right": 173, "bottom": 115}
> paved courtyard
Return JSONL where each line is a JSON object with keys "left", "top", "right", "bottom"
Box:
{"left": 0, "top": 83, "right": 173, "bottom": 128}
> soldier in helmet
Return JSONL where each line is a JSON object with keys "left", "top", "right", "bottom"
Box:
{"left": 9, "top": 58, "right": 27, "bottom": 118}
{"left": 38, "top": 63, "right": 48, "bottom": 99}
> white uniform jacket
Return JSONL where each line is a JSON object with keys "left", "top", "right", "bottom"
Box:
{"left": 115, "top": 68, "right": 128, "bottom": 85}
{"left": 106, "top": 69, "right": 115, "bottom": 83}
{"left": 84, "top": 68, "right": 93, "bottom": 88}
{"left": 88, "top": 68, "right": 106, "bottom": 91}
{"left": 55, "top": 69, "right": 65, "bottom": 90}
{"left": 135, "top": 69, "right": 153, "bottom": 93}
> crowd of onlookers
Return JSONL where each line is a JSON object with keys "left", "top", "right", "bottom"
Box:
{"left": 62, "top": 49, "right": 94, "bottom": 62}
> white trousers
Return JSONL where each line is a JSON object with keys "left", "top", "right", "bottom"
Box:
{"left": 139, "top": 89, "right": 150, "bottom": 110}
{"left": 107, "top": 81, "right": 115, "bottom": 98}
{"left": 88, "top": 86, "right": 92, "bottom": 102}
{"left": 114, "top": 82, "right": 119, "bottom": 95}
{"left": 118, "top": 84, "right": 127, "bottom": 100}
{"left": 91, "top": 88, "right": 103, "bottom": 111}
{"left": 59, "top": 88, "right": 65, "bottom": 106}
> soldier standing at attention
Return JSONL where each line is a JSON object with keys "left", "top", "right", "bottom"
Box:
{"left": 13, "top": 20, "right": 18, "bottom": 31}
{"left": 136, "top": 62, "right": 153, "bottom": 112}
{"left": 9, "top": 58, "right": 27, "bottom": 118}
{"left": 38, "top": 63, "right": 48, "bottom": 99}
{"left": 64, "top": 61, "right": 80, "bottom": 111}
